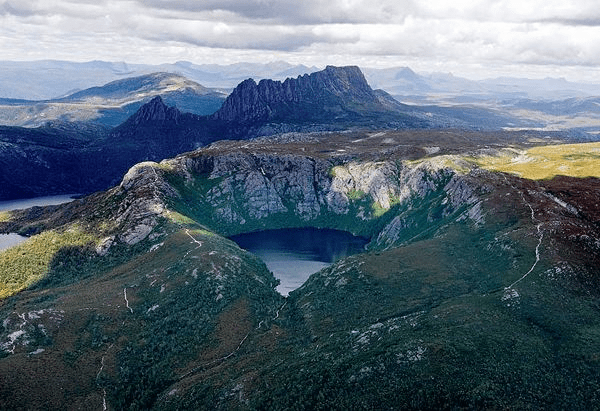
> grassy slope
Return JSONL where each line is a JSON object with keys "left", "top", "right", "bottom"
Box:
{"left": 0, "top": 226, "right": 96, "bottom": 298}
{"left": 473, "top": 141, "right": 600, "bottom": 180}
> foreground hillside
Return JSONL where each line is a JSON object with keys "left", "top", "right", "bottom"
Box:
{"left": 0, "top": 130, "right": 599, "bottom": 409}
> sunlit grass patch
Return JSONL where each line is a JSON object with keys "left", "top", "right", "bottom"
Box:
{"left": 371, "top": 202, "right": 387, "bottom": 218}
{"left": 166, "top": 210, "right": 198, "bottom": 226}
{"left": 473, "top": 142, "right": 600, "bottom": 180}
{"left": 0, "top": 226, "right": 95, "bottom": 299}
{"left": 194, "top": 228, "right": 215, "bottom": 237}
{"left": 347, "top": 189, "right": 366, "bottom": 200}
{"left": 0, "top": 211, "right": 11, "bottom": 223}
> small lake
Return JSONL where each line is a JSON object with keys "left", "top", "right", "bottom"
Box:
{"left": 230, "top": 227, "right": 369, "bottom": 296}
{"left": 0, "top": 233, "right": 28, "bottom": 251}
{"left": 0, "top": 194, "right": 79, "bottom": 251}
{"left": 0, "top": 194, "right": 79, "bottom": 212}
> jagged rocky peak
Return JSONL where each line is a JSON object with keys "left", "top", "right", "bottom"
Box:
{"left": 213, "top": 65, "right": 383, "bottom": 122}
{"left": 130, "top": 95, "right": 182, "bottom": 125}
{"left": 308, "top": 65, "right": 374, "bottom": 97}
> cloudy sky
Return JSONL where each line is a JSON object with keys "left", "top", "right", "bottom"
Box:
{"left": 2, "top": 0, "right": 600, "bottom": 81}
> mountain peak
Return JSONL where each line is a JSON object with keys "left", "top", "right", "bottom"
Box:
{"left": 63, "top": 72, "right": 213, "bottom": 102}
{"left": 212, "top": 65, "right": 383, "bottom": 123}
{"left": 130, "top": 95, "right": 182, "bottom": 125}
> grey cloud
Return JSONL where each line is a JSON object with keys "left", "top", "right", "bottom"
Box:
{"left": 138, "top": 0, "right": 414, "bottom": 25}
{"left": 133, "top": 20, "right": 360, "bottom": 52}
{"left": 0, "top": 1, "right": 37, "bottom": 17}
{"left": 0, "top": 0, "right": 111, "bottom": 20}
{"left": 164, "top": 33, "right": 320, "bottom": 52}
{"left": 538, "top": 18, "right": 600, "bottom": 27}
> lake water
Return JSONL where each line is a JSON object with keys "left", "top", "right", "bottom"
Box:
{"left": 0, "top": 233, "right": 28, "bottom": 251}
{"left": 0, "top": 194, "right": 79, "bottom": 251}
{"left": 230, "top": 227, "right": 369, "bottom": 296}
{"left": 0, "top": 194, "right": 79, "bottom": 212}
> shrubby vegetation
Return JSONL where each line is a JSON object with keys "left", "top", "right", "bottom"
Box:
{"left": 0, "top": 226, "right": 95, "bottom": 298}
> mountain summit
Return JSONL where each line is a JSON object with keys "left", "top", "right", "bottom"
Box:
{"left": 128, "top": 95, "right": 182, "bottom": 125}
{"left": 212, "top": 65, "right": 389, "bottom": 123}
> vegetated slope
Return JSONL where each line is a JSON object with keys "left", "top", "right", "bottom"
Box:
{"left": 0, "top": 131, "right": 599, "bottom": 409}
{"left": 0, "top": 72, "right": 227, "bottom": 128}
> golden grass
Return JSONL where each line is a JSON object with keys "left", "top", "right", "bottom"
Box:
{"left": 0, "top": 211, "right": 10, "bottom": 223}
{"left": 0, "top": 226, "right": 95, "bottom": 299}
{"left": 473, "top": 142, "right": 600, "bottom": 180}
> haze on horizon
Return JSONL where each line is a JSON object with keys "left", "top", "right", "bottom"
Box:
{"left": 1, "top": 0, "right": 600, "bottom": 82}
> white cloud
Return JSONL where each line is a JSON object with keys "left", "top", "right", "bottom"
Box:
{"left": 1, "top": 0, "right": 600, "bottom": 81}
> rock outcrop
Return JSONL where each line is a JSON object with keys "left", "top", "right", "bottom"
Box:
{"left": 161, "top": 147, "right": 483, "bottom": 246}
{"left": 212, "top": 66, "right": 389, "bottom": 123}
{"left": 127, "top": 95, "right": 182, "bottom": 125}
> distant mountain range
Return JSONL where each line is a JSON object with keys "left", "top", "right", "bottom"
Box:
{"left": 363, "top": 67, "right": 600, "bottom": 136}
{"left": 0, "top": 60, "right": 320, "bottom": 100}
{"left": 3, "top": 59, "right": 600, "bottom": 102}
{"left": 2, "top": 60, "right": 600, "bottom": 136}
{"left": 0, "top": 72, "right": 227, "bottom": 128}
{"left": 363, "top": 66, "right": 600, "bottom": 101}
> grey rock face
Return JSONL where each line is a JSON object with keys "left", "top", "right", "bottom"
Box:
{"left": 162, "top": 150, "right": 482, "bottom": 244}
{"left": 199, "top": 153, "right": 332, "bottom": 224}
{"left": 212, "top": 66, "right": 384, "bottom": 123}
{"left": 112, "top": 161, "right": 177, "bottom": 246}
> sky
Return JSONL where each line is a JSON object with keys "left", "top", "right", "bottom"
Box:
{"left": 2, "top": 0, "right": 600, "bottom": 81}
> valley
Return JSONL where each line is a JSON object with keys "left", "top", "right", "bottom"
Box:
{"left": 0, "top": 65, "right": 599, "bottom": 410}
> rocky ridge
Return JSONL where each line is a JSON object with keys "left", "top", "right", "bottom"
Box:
{"left": 155, "top": 143, "right": 483, "bottom": 250}
{"left": 212, "top": 65, "right": 403, "bottom": 123}
{"left": 127, "top": 96, "right": 183, "bottom": 125}
{"left": 0, "top": 66, "right": 431, "bottom": 201}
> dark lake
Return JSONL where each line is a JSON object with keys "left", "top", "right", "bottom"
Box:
{"left": 230, "top": 227, "right": 369, "bottom": 296}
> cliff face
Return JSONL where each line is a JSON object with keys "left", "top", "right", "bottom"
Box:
{"left": 160, "top": 146, "right": 483, "bottom": 249}
{"left": 212, "top": 66, "right": 387, "bottom": 123}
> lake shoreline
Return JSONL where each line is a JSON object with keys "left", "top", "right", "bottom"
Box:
{"left": 0, "top": 194, "right": 80, "bottom": 212}
{"left": 0, "top": 194, "right": 81, "bottom": 251}
{"left": 230, "top": 227, "right": 368, "bottom": 296}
